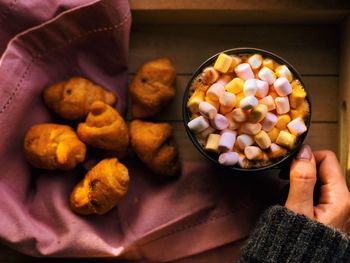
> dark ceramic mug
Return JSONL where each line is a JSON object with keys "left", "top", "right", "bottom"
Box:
{"left": 182, "top": 47, "right": 312, "bottom": 174}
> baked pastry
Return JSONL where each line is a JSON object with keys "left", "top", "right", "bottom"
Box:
{"left": 43, "top": 77, "right": 117, "bottom": 120}
{"left": 70, "top": 158, "right": 129, "bottom": 215}
{"left": 129, "top": 120, "right": 180, "bottom": 176}
{"left": 77, "top": 101, "right": 129, "bottom": 158}
{"left": 23, "top": 123, "right": 86, "bottom": 170}
{"left": 129, "top": 58, "right": 176, "bottom": 118}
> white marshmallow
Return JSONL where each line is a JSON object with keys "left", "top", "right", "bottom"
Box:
{"left": 240, "top": 95, "right": 258, "bottom": 111}
{"left": 188, "top": 116, "right": 210, "bottom": 133}
{"left": 219, "top": 130, "right": 237, "bottom": 152}
{"left": 258, "top": 67, "right": 276, "bottom": 85}
{"left": 262, "top": 112, "right": 278, "bottom": 131}
{"left": 205, "top": 134, "right": 221, "bottom": 153}
{"left": 238, "top": 154, "right": 249, "bottom": 168}
{"left": 236, "top": 134, "right": 254, "bottom": 150}
{"left": 206, "top": 83, "right": 225, "bottom": 101}
{"left": 243, "top": 79, "right": 257, "bottom": 96}
{"left": 259, "top": 95, "right": 276, "bottom": 111}
{"left": 244, "top": 146, "right": 263, "bottom": 160}
{"left": 218, "top": 152, "right": 239, "bottom": 166}
{"left": 275, "top": 97, "right": 290, "bottom": 114}
{"left": 276, "top": 65, "right": 293, "bottom": 82}
{"left": 274, "top": 77, "right": 292, "bottom": 96}
{"left": 234, "top": 63, "right": 254, "bottom": 80}
{"left": 201, "top": 67, "right": 219, "bottom": 85}
{"left": 198, "top": 126, "right": 216, "bottom": 139}
{"left": 199, "top": 101, "right": 218, "bottom": 119}
{"left": 287, "top": 117, "right": 307, "bottom": 136}
{"left": 210, "top": 114, "right": 229, "bottom": 130}
{"left": 240, "top": 122, "right": 262, "bottom": 135}
{"left": 225, "top": 113, "right": 240, "bottom": 130}
{"left": 248, "top": 54, "right": 263, "bottom": 70}
{"left": 217, "top": 74, "right": 233, "bottom": 86}
{"left": 269, "top": 143, "right": 287, "bottom": 158}
{"left": 219, "top": 92, "right": 236, "bottom": 107}
{"left": 254, "top": 130, "right": 271, "bottom": 150}
{"left": 255, "top": 80, "right": 269, "bottom": 98}
{"left": 231, "top": 108, "right": 247, "bottom": 122}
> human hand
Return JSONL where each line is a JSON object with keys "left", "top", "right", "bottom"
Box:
{"left": 285, "top": 144, "right": 350, "bottom": 232}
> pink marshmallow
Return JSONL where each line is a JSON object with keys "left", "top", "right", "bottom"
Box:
{"left": 210, "top": 114, "right": 229, "bottom": 130}
{"left": 262, "top": 112, "right": 278, "bottom": 131}
{"left": 259, "top": 95, "right": 276, "bottom": 111}
{"left": 240, "top": 122, "right": 262, "bottom": 135}
{"left": 206, "top": 83, "right": 225, "bottom": 101}
{"left": 219, "top": 130, "right": 237, "bottom": 152}
{"left": 275, "top": 97, "right": 290, "bottom": 114}
{"left": 219, "top": 92, "right": 236, "bottom": 107}
{"left": 217, "top": 74, "right": 233, "bottom": 86}
{"left": 218, "top": 152, "right": 239, "bottom": 166}
{"left": 199, "top": 101, "right": 217, "bottom": 119}
{"left": 234, "top": 63, "right": 254, "bottom": 80}
{"left": 255, "top": 79, "right": 269, "bottom": 98}
{"left": 274, "top": 77, "right": 292, "bottom": 96}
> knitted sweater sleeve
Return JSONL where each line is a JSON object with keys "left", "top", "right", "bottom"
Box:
{"left": 237, "top": 206, "right": 350, "bottom": 263}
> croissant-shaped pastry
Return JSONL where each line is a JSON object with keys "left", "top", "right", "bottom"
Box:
{"left": 23, "top": 123, "right": 86, "bottom": 170}
{"left": 129, "top": 58, "right": 176, "bottom": 118}
{"left": 77, "top": 101, "right": 129, "bottom": 158}
{"left": 43, "top": 77, "right": 117, "bottom": 120}
{"left": 129, "top": 120, "right": 180, "bottom": 176}
{"left": 70, "top": 158, "right": 129, "bottom": 215}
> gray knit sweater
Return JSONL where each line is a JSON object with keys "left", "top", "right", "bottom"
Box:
{"left": 238, "top": 206, "right": 350, "bottom": 263}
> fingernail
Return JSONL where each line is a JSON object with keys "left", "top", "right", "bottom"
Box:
{"left": 296, "top": 144, "right": 312, "bottom": 160}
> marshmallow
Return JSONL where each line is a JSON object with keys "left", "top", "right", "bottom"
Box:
{"left": 240, "top": 122, "right": 262, "bottom": 135}
{"left": 214, "top": 53, "right": 233, "bottom": 73}
{"left": 205, "top": 96, "right": 220, "bottom": 110}
{"left": 187, "top": 89, "right": 205, "bottom": 113}
{"left": 267, "top": 127, "right": 279, "bottom": 142}
{"left": 210, "top": 114, "right": 229, "bottom": 130}
{"left": 244, "top": 146, "right": 263, "bottom": 160}
{"left": 205, "top": 134, "right": 221, "bottom": 153}
{"left": 276, "top": 114, "right": 291, "bottom": 130}
{"left": 198, "top": 126, "right": 216, "bottom": 139}
{"left": 225, "top": 114, "right": 240, "bottom": 130}
{"left": 254, "top": 130, "right": 271, "bottom": 149}
{"left": 220, "top": 105, "right": 234, "bottom": 115}
{"left": 201, "top": 66, "right": 220, "bottom": 85}
{"left": 217, "top": 74, "right": 233, "bottom": 86}
{"left": 262, "top": 58, "right": 275, "bottom": 70}
{"left": 228, "top": 55, "right": 242, "bottom": 72}
{"left": 276, "top": 130, "right": 296, "bottom": 149}
{"left": 234, "top": 63, "right": 254, "bottom": 80}
{"left": 262, "top": 112, "right": 278, "bottom": 131}
{"left": 269, "top": 143, "right": 287, "bottom": 158}
{"left": 274, "top": 77, "right": 292, "bottom": 96}
{"left": 275, "top": 65, "right": 293, "bottom": 82}
{"left": 275, "top": 97, "right": 290, "bottom": 114}
{"left": 240, "top": 95, "right": 258, "bottom": 111}
{"left": 248, "top": 54, "right": 263, "bottom": 70}
{"left": 225, "top": 77, "right": 244, "bottom": 94}
{"left": 238, "top": 153, "right": 250, "bottom": 168}
{"left": 187, "top": 116, "right": 210, "bottom": 133}
{"left": 206, "top": 83, "right": 225, "bottom": 101}
{"left": 258, "top": 95, "right": 276, "bottom": 111}
{"left": 235, "top": 92, "right": 245, "bottom": 106}
{"left": 287, "top": 117, "right": 307, "bottom": 136}
{"left": 255, "top": 80, "right": 269, "bottom": 98}
{"left": 249, "top": 104, "right": 267, "bottom": 123}
{"left": 291, "top": 100, "right": 309, "bottom": 119}
{"left": 219, "top": 130, "right": 237, "bottom": 152}
{"left": 290, "top": 81, "right": 307, "bottom": 108}
{"left": 199, "top": 101, "right": 218, "bottom": 119}
{"left": 231, "top": 108, "right": 247, "bottom": 122}
{"left": 219, "top": 91, "right": 236, "bottom": 107}
{"left": 243, "top": 79, "right": 257, "bottom": 96}
{"left": 258, "top": 67, "right": 276, "bottom": 85}
{"left": 218, "top": 152, "right": 239, "bottom": 166}
{"left": 236, "top": 134, "right": 254, "bottom": 150}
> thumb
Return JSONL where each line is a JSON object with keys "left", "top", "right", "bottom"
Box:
{"left": 285, "top": 144, "right": 317, "bottom": 218}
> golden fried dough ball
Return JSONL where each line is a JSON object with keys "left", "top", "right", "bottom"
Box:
{"left": 43, "top": 77, "right": 117, "bottom": 120}
{"left": 129, "top": 58, "right": 176, "bottom": 118}
{"left": 129, "top": 120, "right": 180, "bottom": 176}
{"left": 77, "top": 101, "right": 129, "bottom": 158}
{"left": 24, "top": 124, "right": 86, "bottom": 170}
{"left": 70, "top": 158, "right": 129, "bottom": 215}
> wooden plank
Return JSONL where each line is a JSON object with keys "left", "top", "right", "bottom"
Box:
{"left": 127, "top": 76, "right": 339, "bottom": 122}
{"left": 129, "top": 24, "right": 339, "bottom": 75}
{"left": 172, "top": 121, "right": 339, "bottom": 162}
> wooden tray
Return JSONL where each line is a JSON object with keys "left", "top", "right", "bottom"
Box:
{"left": 1, "top": 1, "right": 349, "bottom": 262}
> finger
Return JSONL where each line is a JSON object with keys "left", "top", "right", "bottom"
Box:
{"left": 313, "top": 150, "right": 345, "bottom": 186}
{"left": 285, "top": 144, "right": 317, "bottom": 218}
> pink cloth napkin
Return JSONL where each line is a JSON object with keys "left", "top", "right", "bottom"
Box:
{"left": 0, "top": 0, "right": 282, "bottom": 261}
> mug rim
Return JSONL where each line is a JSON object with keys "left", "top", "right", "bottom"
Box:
{"left": 182, "top": 47, "right": 312, "bottom": 173}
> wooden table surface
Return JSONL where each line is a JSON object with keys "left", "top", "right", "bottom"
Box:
{"left": 0, "top": 3, "right": 345, "bottom": 262}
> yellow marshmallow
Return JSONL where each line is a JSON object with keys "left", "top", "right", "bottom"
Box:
{"left": 249, "top": 104, "right": 267, "bottom": 123}
{"left": 276, "top": 130, "right": 296, "bottom": 149}
{"left": 227, "top": 55, "right": 242, "bottom": 72}
{"left": 290, "top": 80, "right": 307, "bottom": 109}
{"left": 187, "top": 90, "right": 205, "bottom": 113}
{"left": 263, "top": 58, "right": 276, "bottom": 70}
{"left": 214, "top": 53, "right": 233, "bottom": 73}
{"left": 254, "top": 130, "right": 271, "bottom": 149}
{"left": 275, "top": 65, "right": 293, "bottom": 82}
{"left": 235, "top": 92, "right": 245, "bottom": 106}
{"left": 220, "top": 105, "right": 234, "bottom": 115}
{"left": 205, "top": 134, "right": 221, "bottom": 153}
{"left": 267, "top": 127, "right": 279, "bottom": 143}
{"left": 225, "top": 78, "right": 244, "bottom": 94}
{"left": 276, "top": 114, "right": 291, "bottom": 130}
